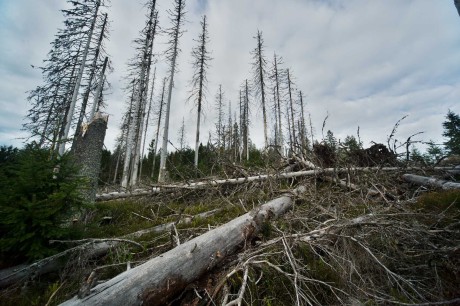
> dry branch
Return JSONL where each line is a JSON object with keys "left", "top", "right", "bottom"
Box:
{"left": 97, "top": 166, "right": 459, "bottom": 202}
{"left": 97, "top": 167, "right": 395, "bottom": 201}
{"left": 0, "top": 209, "right": 220, "bottom": 289}
{"left": 59, "top": 186, "right": 307, "bottom": 305}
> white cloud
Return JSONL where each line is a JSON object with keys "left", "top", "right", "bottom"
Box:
{"left": 1, "top": 0, "right": 459, "bottom": 156}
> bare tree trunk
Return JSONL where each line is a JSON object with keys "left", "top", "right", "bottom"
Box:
{"left": 112, "top": 144, "right": 122, "bottom": 184}
{"left": 402, "top": 173, "right": 460, "bottom": 189}
{"left": 130, "top": 8, "right": 157, "bottom": 187}
{"left": 88, "top": 56, "right": 108, "bottom": 121}
{"left": 151, "top": 77, "right": 167, "bottom": 179}
{"left": 244, "top": 80, "right": 249, "bottom": 161}
{"left": 298, "top": 90, "right": 307, "bottom": 155}
{"left": 59, "top": 0, "right": 100, "bottom": 156}
{"left": 139, "top": 68, "right": 156, "bottom": 182}
{"left": 255, "top": 31, "right": 268, "bottom": 149}
{"left": 73, "top": 13, "right": 108, "bottom": 146}
{"left": 60, "top": 186, "right": 307, "bottom": 306}
{"left": 72, "top": 113, "right": 109, "bottom": 203}
{"left": 121, "top": 81, "right": 137, "bottom": 188}
{"left": 159, "top": 0, "right": 185, "bottom": 183}
{"left": 274, "top": 54, "right": 283, "bottom": 155}
{"left": 287, "top": 69, "right": 296, "bottom": 153}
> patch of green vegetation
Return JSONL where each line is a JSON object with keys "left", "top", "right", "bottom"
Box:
{"left": 415, "top": 190, "right": 460, "bottom": 212}
{"left": 0, "top": 145, "right": 86, "bottom": 264}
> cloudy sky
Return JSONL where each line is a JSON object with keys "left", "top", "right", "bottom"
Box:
{"left": 1, "top": 0, "right": 459, "bottom": 155}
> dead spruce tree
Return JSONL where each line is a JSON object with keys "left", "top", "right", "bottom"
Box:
{"left": 25, "top": 0, "right": 110, "bottom": 156}
{"left": 189, "top": 15, "right": 212, "bottom": 168}
{"left": 151, "top": 77, "right": 167, "bottom": 179}
{"left": 286, "top": 68, "right": 297, "bottom": 153}
{"left": 121, "top": 1, "right": 158, "bottom": 188}
{"left": 242, "top": 79, "right": 251, "bottom": 160}
{"left": 251, "top": 30, "right": 269, "bottom": 149}
{"left": 58, "top": 0, "right": 102, "bottom": 156}
{"left": 215, "top": 85, "right": 225, "bottom": 154}
{"left": 269, "top": 53, "right": 285, "bottom": 155}
{"left": 138, "top": 67, "right": 156, "bottom": 181}
{"left": 72, "top": 12, "right": 109, "bottom": 146}
{"left": 297, "top": 90, "right": 309, "bottom": 155}
{"left": 158, "top": 0, "right": 186, "bottom": 183}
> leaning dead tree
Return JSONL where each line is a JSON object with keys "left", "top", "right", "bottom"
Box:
{"left": 60, "top": 186, "right": 308, "bottom": 305}
{"left": 158, "top": 0, "right": 186, "bottom": 183}
{"left": 121, "top": 0, "right": 158, "bottom": 188}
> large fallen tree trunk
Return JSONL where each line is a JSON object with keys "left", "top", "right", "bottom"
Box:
{"left": 402, "top": 173, "right": 460, "bottom": 189}
{"left": 0, "top": 209, "right": 220, "bottom": 289}
{"left": 97, "top": 166, "right": 459, "bottom": 202}
{"left": 60, "top": 186, "right": 307, "bottom": 305}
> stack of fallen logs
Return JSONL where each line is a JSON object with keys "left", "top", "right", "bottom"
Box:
{"left": 0, "top": 165, "right": 459, "bottom": 305}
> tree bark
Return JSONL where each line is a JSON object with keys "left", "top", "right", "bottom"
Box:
{"left": 59, "top": 0, "right": 100, "bottom": 156}
{"left": 72, "top": 113, "right": 108, "bottom": 203}
{"left": 59, "top": 186, "right": 307, "bottom": 306}
{"left": 402, "top": 173, "right": 460, "bottom": 189}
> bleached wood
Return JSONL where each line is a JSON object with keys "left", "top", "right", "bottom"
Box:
{"left": 60, "top": 186, "right": 306, "bottom": 305}
{"left": 96, "top": 167, "right": 390, "bottom": 201}
{"left": 402, "top": 174, "right": 460, "bottom": 189}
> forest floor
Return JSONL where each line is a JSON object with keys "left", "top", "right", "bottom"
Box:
{"left": 1, "top": 167, "right": 459, "bottom": 305}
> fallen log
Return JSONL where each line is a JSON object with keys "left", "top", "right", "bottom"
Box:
{"left": 60, "top": 186, "right": 307, "bottom": 305}
{"left": 402, "top": 174, "right": 460, "bottom": 189}
{"left": 95, "top": 167, "right": 396, "bottom": 202}
{"left": 0, "top": 209, "right": 220, "bottom": 288}
{"left": 96, "top": 166, "right": 460, "bottom": 202}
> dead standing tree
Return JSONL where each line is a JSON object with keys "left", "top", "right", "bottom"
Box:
{"left": 188, "top": 15, "right": 212, "bottom": 168}
{"left": 269, "top": 53, "right": 285, "bottom": 156}
{"left": 59, "top": 0, "right": 101, "bottom": 156}
{"left": 25, "top": 0, "right": 110, "bottom": 155}
{"left": 151, "top": 77, "right": 167, "bottom": 179}
{"left": 251, "top": 30, "right": 269, "bottom": 149}
{"left": 159, "top": 0, "right": 186, "bottom": 183}
{"left": 121, "top": 1, "right": 158, "bottom": 188}
{"left": 215, "top": 85, "right": 225, "bottom": 155}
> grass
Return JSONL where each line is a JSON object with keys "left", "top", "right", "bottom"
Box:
{"left": 1, "top": 174, "right": 460, "bottom": 305}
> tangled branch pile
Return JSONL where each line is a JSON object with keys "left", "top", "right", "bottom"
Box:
{"left": 1, "top": 166, "right": 459, "bottom": 305}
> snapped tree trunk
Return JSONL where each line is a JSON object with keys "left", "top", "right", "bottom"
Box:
{"left": 72, "top": 113, "right": 108, "bottom": 203}
{"left": 59, "top": 186, "right": 307, "bottom": 306}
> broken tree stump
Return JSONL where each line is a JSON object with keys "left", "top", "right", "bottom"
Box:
{"left": 72, "top": 112, "right": 108, "bottom": 203}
